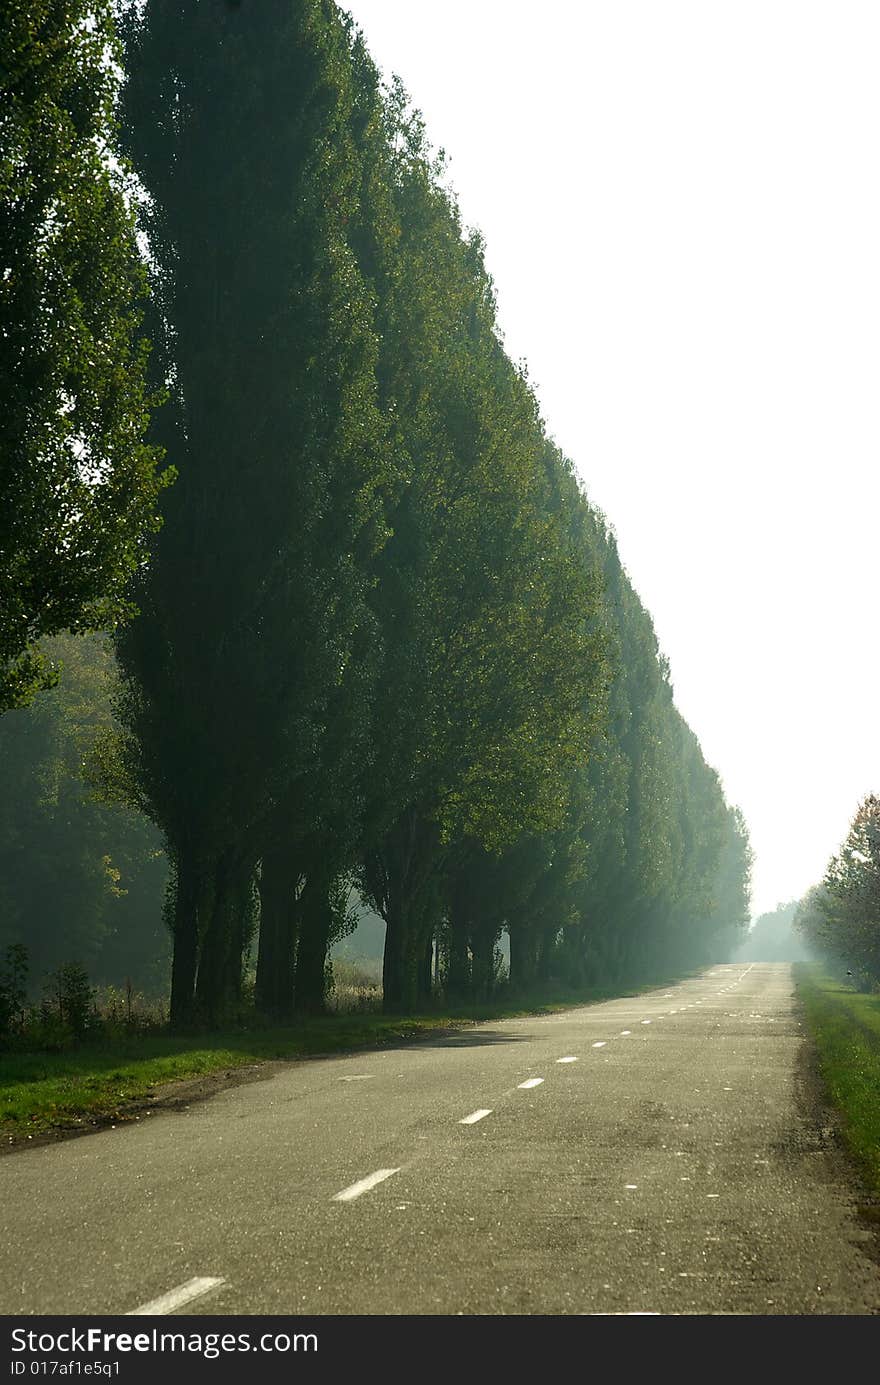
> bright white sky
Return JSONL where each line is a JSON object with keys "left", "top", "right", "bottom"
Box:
{"left": 344, "top": 0, "right": 880, "bottom": 918}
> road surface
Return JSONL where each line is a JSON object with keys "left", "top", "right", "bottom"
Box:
{"left": 1, "top": 962, "right": 877, "bottom": 1315}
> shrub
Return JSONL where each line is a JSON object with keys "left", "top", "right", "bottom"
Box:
{"left": 42, "top": 962, "right": 94, "bottom": 1040}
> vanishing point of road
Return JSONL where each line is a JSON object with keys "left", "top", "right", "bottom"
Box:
{"left": 2, "top": 963, "right": 878, "bottom": 1315}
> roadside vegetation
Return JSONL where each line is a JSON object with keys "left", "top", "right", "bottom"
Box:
{"left": 792, "top": 802, "right": 879, "bottom": 1200}
{"left": 795, "top": 965, "right": 880, "bottom": 1199}
{"left": 794, "top": 795, "right": 880, "bottom": 993}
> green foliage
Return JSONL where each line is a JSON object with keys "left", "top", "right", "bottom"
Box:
{"left": 42, "top": 961, "right": 94, "bottom": 1040}
{"left": 796, "top": 796, "right": 880, "bottom": 988}
{"left": 0, "top": 0, "right": 170, "bottom": 709}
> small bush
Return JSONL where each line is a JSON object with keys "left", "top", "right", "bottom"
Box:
{"left": 42, "top": 962, "right": 94, "bottom": 1040}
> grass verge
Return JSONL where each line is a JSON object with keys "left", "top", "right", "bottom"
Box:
{"left": 1, "top": 980, "right": 657, "bottom": 1146}
{"left": 794, "top": 963, "right": 880, "bottom": 1198}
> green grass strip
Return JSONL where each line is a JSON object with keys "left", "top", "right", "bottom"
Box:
{"left": 794, "top": 963, "right": 880, "bottom": 1197}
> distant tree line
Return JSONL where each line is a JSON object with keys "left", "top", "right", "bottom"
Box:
{"left": 731, "top": 900, "right": 811, "bottom": 964}
{"left": 1, "top": 1, "right": 753, "bottom": 1025}
{"left": 795, "top": 795, "right": 880, "bottom": 991}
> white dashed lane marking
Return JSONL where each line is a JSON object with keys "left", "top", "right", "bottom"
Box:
{"left": 333, "top": 1168, "right": 400, "bottom": 1202}
{"left": 338, "top": 969, "right": 747, "bottom": 1214}
{"left": 127, "top": 1277, "right": 225, "bottom": 1316}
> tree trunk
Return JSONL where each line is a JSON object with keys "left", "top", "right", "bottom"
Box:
{"left": 470, "top": 928, "right": 495, "bottom": 1001}
{"left": 294, "top": 865, "right": 332, "bottom": 1016}
{"left": 169, "top": 853, "right": 200, "bottom": 1028}
{"left": 416, "top": 931, "right": 434, "bottom": 1008}
{"left": 383, "top": 898, "right": 429, "bottom": 1013}
{"left": 509, "top": 921, "right": 541, "bottom": 992}
{"left": 536, "top": 923, "right": 559, "bottom": 983}
{"left": 255, "top": 841, "right": 299, "bottom": 1020}
{"left": 195, "top": 850, "right": 236, "bottom": 1024}
{"left": 398, "top": 920, "right": 425, "bottom": 1013}
{"left": 223, "top": 861, "right": 256, "bottom": 1004}
{"left": 446, "top": 896, "right": 470, "bottom": 1001}
{"left": 382, "top": 896, "right": 405, "bottom": 1012}
{"left": 379, "top": 809, "right": 443, "bottom": 1013}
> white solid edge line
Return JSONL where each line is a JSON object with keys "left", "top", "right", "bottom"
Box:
{"left": 333, "top": 1167, "right": 400, "bottom": 1202}
{"left": 127, "top": 1277, "right": 225, "bottom": 1316}
{"left": 517, "top": 1077, "right": 545, "bottom": 1089}
{"left": 460, "top": 1108, "right": 493, "bottom": 1124}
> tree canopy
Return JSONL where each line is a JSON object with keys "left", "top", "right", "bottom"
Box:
{"left": 0, "top": 0, "right": 169, "bottom": 710}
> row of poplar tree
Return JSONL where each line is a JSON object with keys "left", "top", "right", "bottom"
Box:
{"left": 3, "top": 1, "right": 752, "bottom": 1027}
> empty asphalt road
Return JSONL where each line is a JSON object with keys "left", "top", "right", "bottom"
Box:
{"left": 2, "top": 963, "right": 878, "bottom": 1315}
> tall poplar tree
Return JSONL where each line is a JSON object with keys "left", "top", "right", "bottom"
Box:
{"left": 117, "top": 0, "right": 391, "bottom": 1024}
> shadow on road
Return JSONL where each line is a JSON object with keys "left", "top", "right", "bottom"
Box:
{"left": 423, "top": 1030, "right": 530, "bottom": 1048}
